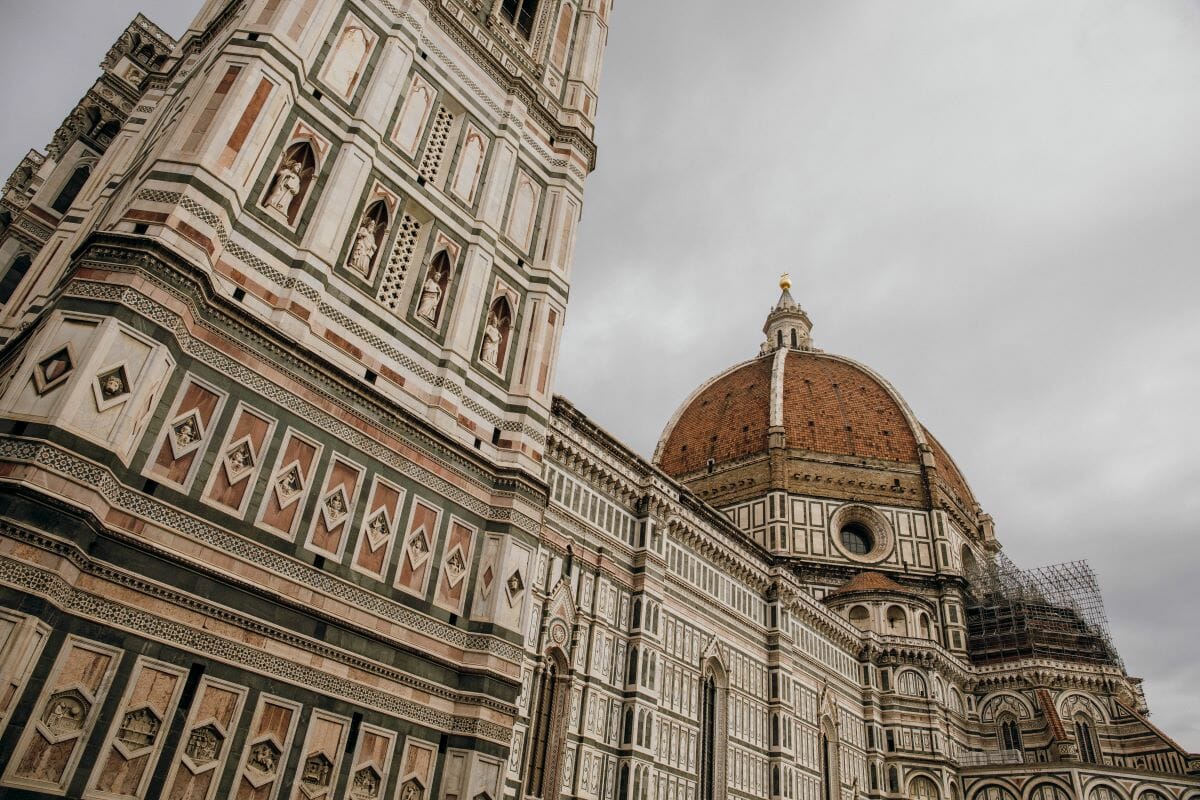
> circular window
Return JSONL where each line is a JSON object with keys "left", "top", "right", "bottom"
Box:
{"left": 840, "top": 522, "right": 873, "bottom": 555}
{"left": 828, "top": 504, "right": 895, "bottom": 564}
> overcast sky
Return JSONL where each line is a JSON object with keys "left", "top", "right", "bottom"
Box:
{"left": 2, "top": 0, "right": 1198, "bottom": 752}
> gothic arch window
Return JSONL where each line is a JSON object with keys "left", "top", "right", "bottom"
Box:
{"left": 888, "top": 767, "right": 900, "bottom": 794}
{"left": 0, "top": 253, "right": 33, "bottom": 305}
{"left": 820, "top": 717, "right": 840, "bottom": 800}
{"left": 997, "top": 713, "right": 1022, "bottom": 752}
{"left": 1074, "top": 714, "right": 1101, "bottom": 764}
{"left": 500, "top": 0, "right": 541, "bottom": 39}
{"left": 524, "top": 649, "right": 568, "bottom": 799}
{"left": 480, "top": 295, "right": 513, "bottom": 369}
{"left": 51, "top": 163, "right": 92, "bottom": 214}
{"left": 790, "top": 328, "right": 798, "bottom": 348}
{"left": 698, "top": 658, "right": 728, "bottom": 800}
{"left": 910, "top": 776, "right": 940, "bottom": 800}
{"left": 347, "top": 200, "right": 389, "bottom": 277}
{"left": 1029, "top": 783, "right": 1072, "bottom": 800}
{"left": 262, "top": 140, "right": 317, "bottom": 225}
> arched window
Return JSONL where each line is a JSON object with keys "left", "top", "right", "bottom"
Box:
{"left": 820, "top": 717, "right": 840, "bottom": 800}
{"left": 886, "top": 605, "right": 908, "bottom": 636}
{"left": 887, "top": 767, "right": 900, "bottom": 793}
{"left": 51, "top": 163, "right": 92, "bottom": 213}
{"left": 1088, "top": 787, "right": 1122, "bottom": 800}
{"left": 918, "top": 613, "right": 932, "bottom": 639}
{"left": 0, "top": 253, "right": 33, "bottom": 305}
{"left": 848, "top": 605, "right": 870, "bottom": 630}
{"left": 1074, "top": 714, "right": 1100, "bottom": 764}
{"left": 262, "top": 141, "right": 317, "bottom": 224}
{"left": 525, "top": 651, "right": 568, "bottom": 798}
{"left": 897, "top": 670, "right": 927, "bottom": 698}
{"left": 973, "top": 786, "right": 1018, "bottom": 800}
{"left": 500, "top": 0, "right": 540, "bottom": 38}
{"left": 998, "top": 714, "right": 1022, "bottom": 752}
{"left": 1029, "top": 784, "right": 1072, "bottom": 800}
{"left": 698, "top": 659, "right": 728, "bottom": 800}
{"left": 910, "top": 776, "right": 940, "bottom": 800}
{"left": 347, "top": 200, "right": 389, "bottom": 277}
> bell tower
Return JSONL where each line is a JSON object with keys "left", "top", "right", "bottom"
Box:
{"left": 0, "top": 0, "right": 610, "bottom": 474}
{"left": 0, "top": 3, "right": 610, "bottom": 798}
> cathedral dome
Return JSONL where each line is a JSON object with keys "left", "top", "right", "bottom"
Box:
{"left": 653, "top": 277, "right": 978, "bottom": 517}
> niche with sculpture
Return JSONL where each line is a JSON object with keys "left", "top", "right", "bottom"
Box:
{"left": 480, "top": 295, "right": 513, "bottom": 370}
{"left": 415, "top": 250, "right": 452, "bottom": 326}
{"left": 262, "top": 141, "right": 317, "bottom": 225}
{"left": 347, "top": 200, "right": 389, "bottom": 278}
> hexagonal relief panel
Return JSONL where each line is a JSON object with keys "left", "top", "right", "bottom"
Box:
{"left": 115, "top": 706, "right": 162, "bottom": 753}
{"left": 184, "top": 723, "right": 224, "bottom": 767}
{"left": 41, "top": 689, "right": 89, "bottom": 737}
{"left": 350, "top": 765, "right": 382, "bottom": 800}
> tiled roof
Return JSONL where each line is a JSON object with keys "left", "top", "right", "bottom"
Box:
{"left": 825, "top": 570, "right": 915, "bottom": 598}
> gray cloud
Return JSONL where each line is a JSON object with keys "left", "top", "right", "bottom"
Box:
{"left": 562, "top": 0, "right": 1200, "bottom": 749}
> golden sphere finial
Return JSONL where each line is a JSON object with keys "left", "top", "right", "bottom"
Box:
{"left": 779, "top": 273, "right": 792, "bottom": 291}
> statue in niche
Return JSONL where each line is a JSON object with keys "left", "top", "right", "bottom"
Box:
{"left": 480, "top": 310, "right": 502, "bottom": 366}
{"left": 265, "top": 159, "right": 304, "bottom": 214}
{"left": 349, "top": 219, "right": 379, "bottom": 273}
{"left": 417, "top": 268, "right": 444, "bottom": 322}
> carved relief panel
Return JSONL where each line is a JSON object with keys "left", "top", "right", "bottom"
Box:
{"left": 290, "top": 710, "right": 350, "bottom": 800}
{"left": 255, "top": 428, "right": 323, "bottom": 540}
{"left": 394, "top": 738, "right": 436, "bottom": 800}
{"left": 160, "top": 676, "right": 248, "bottom": 800}
{"left": 202, "top": 402, "right": 277, "bottom": 517}
{"left": 344, "top": 723, "right": 395, "bottom": 800}
{"left": 2, "top": 636, "right": 122, "bottom": 793}
{"left": 433, "top": 517, "right": 479, "bottom": 615}
{"left": 350, "top": 476, "right": 406, "bottom": 582}
{"left": 395, "top": 497, "right": 443, "bottom": 598}
{"left": 144, "top": 374, "right": 228, "bottom": 492}
{"left": 230, "top": 693, "right": 302, "bottom": 800}
{"left": 303, "top": 453, "right": 365, "bottom": 561}
{"left": 84, "top": 657, "right": 188, "bottom": 800}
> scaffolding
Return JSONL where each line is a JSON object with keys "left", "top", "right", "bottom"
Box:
{"left": 963, "top": 553, "right": 1121, "bottom": 668}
